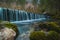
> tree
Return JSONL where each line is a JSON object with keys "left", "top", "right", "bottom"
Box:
{"left": 32, "top": 0, "right": 37, "bottom": 5}
{"left": 39, "top": 0, "right": 60, "bottom": 20}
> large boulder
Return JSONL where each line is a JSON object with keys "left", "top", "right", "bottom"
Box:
{"left": 0, "top": 21, "right": 19, "bottom": 40}
{"left": 0, "top": 27, "right": 16, "bottom": 40}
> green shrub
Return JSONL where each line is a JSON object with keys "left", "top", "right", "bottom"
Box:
{"left": 47, "top": 31, "right": 60, "bottom": 40}
{"left": 30, "top": 31, "right": 60, "bottom": 40}
{"left": 30, "top": 31, "right": 46, "bottom": 40}
{"left": 39, "top": 22, "right": 60, "bottom": 33}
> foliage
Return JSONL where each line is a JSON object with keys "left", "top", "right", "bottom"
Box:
{"left": 4, "top": 23, "right": 18, "bottom": 32}
{"left": 0, "top": 20, "right": 3, "bottom": 22}
{"left": 0, "top": 0, "right": 60, "bottom": 14}
{"left": 0, "top": 0, "right": 26, "bottom": 5}
{"left": 30, "top": 31, "right": 46, "bottom": 40}
{"left": 47, "top": 31, "right": 60, "bottom": 40}
{"left": 30, "top": 31, "right": 60, "bottom": 40}
{"left": 39, "top": 0, "right": 60, "bottom": 20}
{"left": 39, "top": 0, "right": 60, "bottom": 12}
{"left": 32, "top": 0, "right": 37, "bottom": 5}
{"left": 17, "top": 0, "right": 26, "bottom": 5}
{"left": 39, "top": 22, "right": 60, "bottom": 33}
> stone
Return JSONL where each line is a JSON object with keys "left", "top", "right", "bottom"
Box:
{"left": 0, "top": 27, "right": 16, "bottom": 40}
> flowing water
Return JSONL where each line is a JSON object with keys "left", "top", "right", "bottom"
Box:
{"left": 0, "top": 8, "right": 47, "bottom": 40}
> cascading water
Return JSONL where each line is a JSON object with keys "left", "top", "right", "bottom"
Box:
{"left": 0, "top": 8, "right": 46, "bottom": 21}
{"left": 0, "top": 7, "right": 47, "bottom": 40}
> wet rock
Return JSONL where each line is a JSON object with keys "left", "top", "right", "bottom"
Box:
{"left": 0, "top": 27, "right": 16, "bottom": 40}
{"left": 0, "top": 21, "right": 19, "bottom": 40}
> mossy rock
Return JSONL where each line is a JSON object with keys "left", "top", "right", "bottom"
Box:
{"left": 30, "top": 31, "right": 46, "bottom": 40}
{"left": 0, "top": 21, "right": 19, "bottom": 40}
{"left": 39, "top": 22, "right": 60, "bottom": 33}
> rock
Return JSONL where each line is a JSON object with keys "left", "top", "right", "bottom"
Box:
{"left": 0, "top": 22, "right": 16, "bottom": 40}
{"left": 0, "top": 21, "right": 19, "bottom": 40}
{"left": 0, "top": 27, "right": 16, "bottom": 40}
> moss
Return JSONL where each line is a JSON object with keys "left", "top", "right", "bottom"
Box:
{"left": 30, "top": 31, "right": 46, "bottom": 40}
{"left": 0, "top": 20, "right": 3, "bottom": 23}
{"left": 30, "top": 31, "right": 60, "bottom": 40}
{"left": 39, "top": 22, "right": 60, "bottom": 33}
{"left": 47, "top": 31, "right": 60, "bottom": 40}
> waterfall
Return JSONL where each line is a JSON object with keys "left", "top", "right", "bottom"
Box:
{"left": 0, "top": 8, "right": 3, "bottom": 20}
{"left": 0, "top": 8, "right": 46, "bottom": 21}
